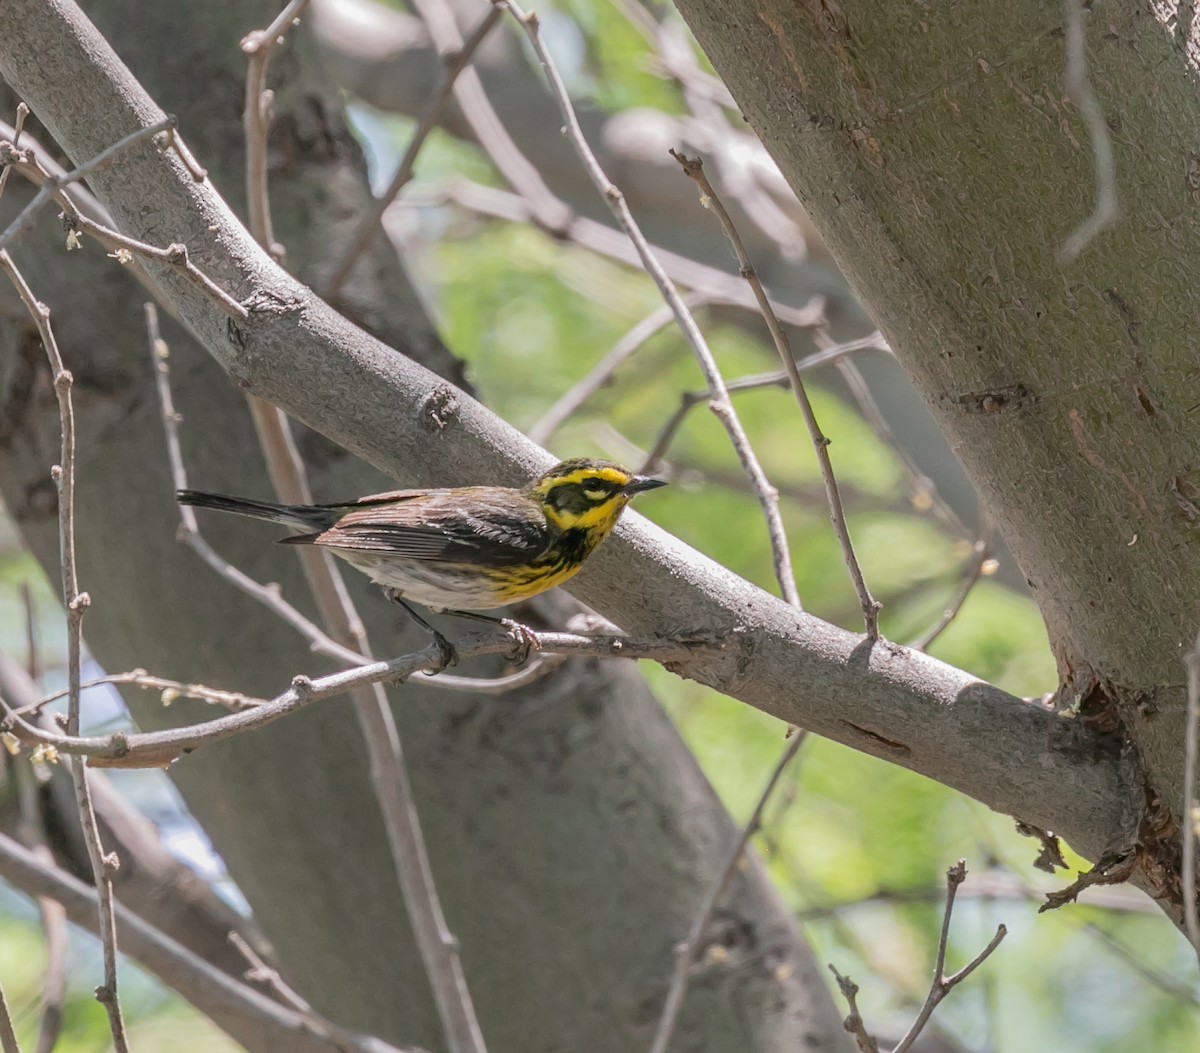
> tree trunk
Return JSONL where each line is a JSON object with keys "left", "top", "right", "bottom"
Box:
{"left": 0, "top": 0, "right": 851, "bottom": 1050}
{"left": 669, "top": 0, "right": 1196, "bottom": 905}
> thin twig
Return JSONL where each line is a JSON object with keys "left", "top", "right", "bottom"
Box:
{"left": 0, "top": 101, "right": 29, "bottom": 206}
{"left": 10, "top": 669, "right": 267, "bottom": 721}
{"left": 0, "top": 115, "right": 177, "bottom": 252}
{"left": 19, "top": 581, "right": 39, "bottom": 683}
{"left": 529, "top": 297, "right": 707, "bottom": 446}
{"left": 828, "top": 350, "right": 966, "bottom": 539}
{"left": 827, "top": 965, "right": 879, "bottom": 1053}
{"left": 0, "top": 833, "right": 427, "bottom": 1053}
{"left": 241, "top": 0, "right": 314, "bottom": 260}
{"left": 0, "top": 981, "right": 21, "bottom": 1053}
{"left": 1058, "top": 0, "right": 1118, "bottom": 263}
{"left": 229, "top": 931, "right": 315, "bottom": 1016}
{"left": 658, "top": 19, "right": 806, "bottom": 260}
{"left": 794, "top": 870, "right": 1159, "bottom": 923}
{"left": 1083, "top": 917, "right": 1200, "bottom": 1006}
{"left": 889, "top": 861, "right": 1008, "bottom": 1053}
{"left": 1183, "top": 629, "right": 1200, "bottom": 962}
{"left": 0, "top": 253, "right": 129, "bottom": 1051}
{"left": 639, "top": 335, "right": 889, "bottom": 475}
{"left": 11, "top": 744, "right": 65, "bottom": 1053}
{"left": 408, "top": 178, "right": 826, "bottom": 330}
{"left": 672, "top": 151, "right": 879, "bottom": 635}
{"left": 410, "top": 0, "right": 567, "bottom": 232}
{"left": 647, "top": 730, "right": 807, "bottom": 1053}
{"left": 0, "top": 138, "right": 246, "bottom": 320}
{"left": 495, "top": 0, "right": 802, "bottom": 609}
{"left": 0, "top": 629, "right": 714, "bottom": 770}
{"left": 908, "top": 517, "right": 996, "bottom": 652}
{"left": 326, "top": 6, "right": 503, "bottom": 297}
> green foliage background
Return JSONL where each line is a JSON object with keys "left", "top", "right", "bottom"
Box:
{"left": 0, "top": 2, "right": 1197, "bottom": 1050}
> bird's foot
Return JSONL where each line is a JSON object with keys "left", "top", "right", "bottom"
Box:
{"left": 425, "top": 630, "right": 459, "bottom": 675}
{"left": 500, "top": 619, "right": 540, "bottom": 665}
{"left": 384, "top": 590, "right": 460, "bottom": 674}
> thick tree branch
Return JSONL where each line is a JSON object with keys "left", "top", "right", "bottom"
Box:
{"left": 0, "top": 0, "right": 1140, "bottom": 869}
{"left": 667, "top": 0, "right": 1191, "bottom": 899}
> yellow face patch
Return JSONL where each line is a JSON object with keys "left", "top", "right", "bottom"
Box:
{"left": 534, "top": 461, "right": 638, "bottom": 534}
{"left": 546, "top": 465, "right": 632, "bottom": 491}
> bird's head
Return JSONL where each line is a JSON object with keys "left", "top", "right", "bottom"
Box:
{"left": 530, "top": 459, "right": 666, "bottom": 535}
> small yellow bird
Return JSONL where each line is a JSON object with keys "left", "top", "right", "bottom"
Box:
{"left": 178, "top": 458, "right": 665, "bottom": 660}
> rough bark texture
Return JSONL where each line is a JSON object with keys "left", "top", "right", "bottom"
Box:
{"left": 667, "top": 0, "right": 1197, "bottom": 902}
{"left": 0, "top": 1, "right": 853, "bottom": 1051}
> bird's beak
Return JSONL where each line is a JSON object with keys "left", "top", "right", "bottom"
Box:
{"left": 623, "top": 475, "right": 668, "bottom": 495}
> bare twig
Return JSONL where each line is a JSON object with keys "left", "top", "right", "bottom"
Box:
{"left": 529, "top": 296, "right": 711, "bottom": 446}
{"left": 828, "top": 862, "right": 1007, "bottom": 1053}
{"left": 827, "top": 965, "right": 879, "bottom": 1053}
{"left": 828, "top": 350, "right": 966, "bottom": 539}
{"left": 0, "top": 628, "right": 712, "bottom": 770}
{"left": 657, "top": 19, "right": 806, "bottom": 260}
{"left": 409, "top": 0, "right": 567, "bottom": 232}
{"left": 0, "top": 139, "right": 246, "bottom": 320}
{"left": 1039, "top": 849, "right": 1137, "bottom": 913}
{"left": 0, "top": 833, "right": 427, "bottom": 1053}
{"left": 0, "top": 253, "right": 128, "bottom": 1050}
{"left": 0, "top": 115, "right": 177, "bottom": 251}
{"left": 0, "top": 981, "right": 21, "bottom": 1053}
{"left": 794, "top": 869, "right": 1159, "bottom": 923}
{"left": 229, "top": 931, "right": 315, "bottom": 1016}
{"left": 648, "top": 730, "right": 807, "bottom": 1053}
{"left": 1184, "top": 629, "right": 1200, "bottom": 961}
{"left": 890, "top": 861, "right": 1007, "bottom": 1053}
{"left": 241, "top": 0, "right": 314, "bottom": 260}
{"left": 326, "top": 6, "right": 503, "bottom": 297}
{"left": 407, "top": 178, "right": 826, "bottom": 330}
{"left": 10, "top": 743, "right": 65, "bottom": 1053}
{"left": 1083, "top": 917, "right": 1200, "bottom": 1006}
{"left": 639, "top": 335, "right": 889, "bottom": 475}
{"left": 1058, "top": 0, "right": 1118, "bottom": 263}
{"left": 11, "top": 669, "right": 267, "bottom": 721}
{"left": 0, "top": 101, "right": 29, "bottom": 206}
{"left": 909, "top": 518, "right": 996, "bottom": 652}
{"left": 19, "top": 581, "right": 39, "bottom": 682}
{"left": 65, "top": 210, "right": 247, "bottom": 320}
{"left": 672, "top": 151, "right": 878, "bottom": 635}
{"left": 495, "top": 0, "right": 802, "bottom": 609}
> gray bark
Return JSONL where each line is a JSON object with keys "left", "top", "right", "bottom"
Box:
{"left": 666, "top": 0, "right": 1197, "bottom": 907}
{"left": 0, "top": 0, "right": 852, "bottom": 1051}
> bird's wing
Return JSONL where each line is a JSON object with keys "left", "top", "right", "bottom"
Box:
{"left": 281, "top": 489, "right": 551, "bottom": 566}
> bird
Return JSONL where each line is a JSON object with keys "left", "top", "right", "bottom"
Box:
{"left": 177, "top": 458, "right": 666, "bottom": 665}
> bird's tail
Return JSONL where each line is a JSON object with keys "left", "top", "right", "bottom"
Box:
{"left": 176, "top": 489, "right": 333, "bottom": 532}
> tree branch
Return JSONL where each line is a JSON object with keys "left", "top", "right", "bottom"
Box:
{"left": 0, "top": 0, "right": 1140, "bottom": 867}
{"left": 0, "top": 250, "right": 129, "bottom": 1052}
{"left": 0, "top": 629, "right": 715, "bottom": 769}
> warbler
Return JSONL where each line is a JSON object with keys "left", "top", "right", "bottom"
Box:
{"left": 177, "top": 459, "right": 665, "bottom": 645}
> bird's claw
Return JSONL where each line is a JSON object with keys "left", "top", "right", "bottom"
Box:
{"left": 500, "top": 619, "right": 540, "bottom": 665}
{"left": 424, "top": 631, "right": 459, "bottom": 675}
